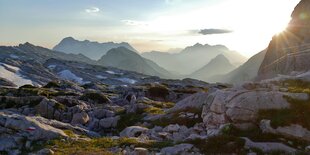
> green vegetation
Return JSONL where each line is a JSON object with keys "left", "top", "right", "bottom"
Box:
{"left": 148, "top": 85, "right": 169, "bottom": 99}
{"left": 143, "top": 107, "right": 164, "bottom": 115}
{"left": 141, "top": 100, "right": 175, "bottom": 109}
{"left": 116, "top": 112, "right": 144, "bottom": 131}
{"left": 43, "top": 81, "right": 61, "bottom": 88}
{"left": 0, "top": 96, "right": 42, "bottom": 109}
{"left": 258, "top": 95, "right": 310, "bottom": 130}
{"left": 40, "top": 137, "right": 173, "bottom": 155}
{"left": 80, "top": 92, "right": 110, "bottom": 104}
{"left": 221, "top": 124, "right": 309, "bottom": 149}
{"left": 152, "top": 107, "right": 202, "bottom": 127}
{"left": 187, "top": 135, "right": 245, "bottom": 154}
{"left": 282, "top": 79, "right": 310, "bottom": 94}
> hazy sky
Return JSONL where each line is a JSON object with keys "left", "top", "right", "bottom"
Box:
{"left": 0, "top": 0, "right": 300, "bottom": 57}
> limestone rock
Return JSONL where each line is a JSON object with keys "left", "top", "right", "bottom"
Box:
{"left": 120, "top": 126, "right": 149, "bottom": 138}
{"left": 71, "top": 112, "right": 90, "bottom": 125}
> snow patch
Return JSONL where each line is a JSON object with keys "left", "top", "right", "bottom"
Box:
{"left": 58, "top": 70, "right": 84, "bottom": 84}
{"left": 48, "top": 65, "right": 57, "bottom": 69}
{"left": 96, "top": 75, "right": 107, "bottom": 79}
{"left": 0, "top": 63, "right": 33, "bottom": 87}
{"left": 115, "top": 78, "right": 137, "bottom": 84}
{"left": 10, "top": 54, "right": 19, "bottom": 59}
{"left": 106, "top": 70, "right": 123, "bottom": 75}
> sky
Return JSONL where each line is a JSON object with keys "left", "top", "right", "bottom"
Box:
{"left": 0, "top": 0, "right": 300, "bottom": 57}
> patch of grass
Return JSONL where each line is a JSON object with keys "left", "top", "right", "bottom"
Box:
{"left": 80, "top": 92, "right": 110, "bottom": 104}
{"left": 116, "top": 112, "right": 144, "bottom": 132}
{"left": 41, "top": 137, "right": 172, "bottom": 155}
{"left": 148, "top": 85, "right": 169, "bottom": 99}
{"left": 141, "top": 100, "right": 175, "bottom": 109}
{"left": 173, "top": 89, "right": 198, "bottom": 94}
{"left": 63, "top": 130, "right": 76, "bottom": 138}
{"left": 143, "top": 107, "right": 164, "bottom": 115}
{"left": 43, "top": 81, "right": 61, "bottom": 88}
{"left": 258, "top": 95, "right": 310, "bottom": 130}
{"left": 152, "top": 107, "right": 202, "bottom": 127}
{"left": 221, "top": 124, "right": 309, "bottom": 149}
{"left": 186, "top": 135, "right": 246, "bottom": 154}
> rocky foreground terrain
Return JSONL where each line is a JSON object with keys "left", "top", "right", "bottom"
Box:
{"left": 1, "top": 64, "right": 310, "bottom": 155}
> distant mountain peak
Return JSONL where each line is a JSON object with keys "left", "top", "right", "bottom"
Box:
{"left": 53, "top": 37, "right": 137, "bottom": 60}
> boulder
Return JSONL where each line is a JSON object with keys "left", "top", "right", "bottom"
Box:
{"left": 71, "top": 112, "right": 90, "bottom": 125}
{"left": 1, "top": 111, "right": 67, "bottom": 140}
{"left": 167, "top": 92, "right": 209, "bottom": 113}
{"left": 120, "top": 126, "right": 149, "bottom": 138}
{"left": 202, "top": 89, "right": 297, "bottom": 129}
{"left": 160, "top": 143, "right": 194, "bottom": 155}
{"left": 163, "top": 124, "right": 180, "bottom": 133}
{"left": 260, "top": 120, "right": 310, "bottom": 142}
{"left": 243, "top": 137, "right": 296, "bottom": 153}
{"left": 35, "top": 98, "right": 57, "bottom": 119}
{"left": 99, "top": 116, "right": 120, "bottom": 129}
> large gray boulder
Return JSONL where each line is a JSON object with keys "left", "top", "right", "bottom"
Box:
{"left": 99, "top": 116, "right": 120, "bottom": 129}
{"left": 166, "top": 92, "right": 209, "bottom": 113}
{"left": 120, "top": 126, "right": 149, "bottom": 138}
{"left": 71, "top": 111, "right": 90, "bottom": 125}
{"left": 202, "top": 88, "right": 308, "bottom": 130}
{"left": 35, "top": 98, "right": 58, "bottom": 119}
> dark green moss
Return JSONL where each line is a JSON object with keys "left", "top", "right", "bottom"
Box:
{"left": 258, "top": 96, "right": 310, "bottom": 130}
{"left": 43, "top": 81, "right": 61, "bottom": 88}
{"left": 80, "top": 92, "right": 109, "bottom": 104}
{"left": 148, "top": 85, "right": 169, "bottom": 99}
{"left": 187, "top": 135, "right": 246, "bottom": 154}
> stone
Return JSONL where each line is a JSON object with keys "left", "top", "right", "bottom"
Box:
{"left": 36, "top": 98, "right": 57, "bottom": 119}
{"left": 71, "top": 112, "right": 89, "bottom": 125}
{"left": 167, "top": 92, "right": 208, "bottom": 113}
{"left": 120, "top": 126, "right": 149, "bottom": 138}
{"left": 160, "top": 143, "right": 194, "bottom": 155}
{"left": 99, "top": 116, "right": 120, "bottom": 129}
{"left": 0, "top": 110, "right": 67, "bottom": 141}
{"left": 260, "top": 120, "right": 310, "bottom": 142}
{"left": 133, "top": 147, "right": 148, "bottom": 155}
{"left": 36, "top": 148, "right": 55, "bottom": 155}
{"left": 163, "top": 124, "right": 180, "bottom": 133}
{"left": 243, "top": 137, "right": 296, "bottom": 153}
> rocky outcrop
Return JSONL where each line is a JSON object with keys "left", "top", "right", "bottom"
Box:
{"left": 0, "top": 110, "right": 67, "bottom": 152}
{"left": 201, "top": 86, "right": 308, "bottom": 130}
{"left": 258, "top": 0, "right": 310, "bottom": 79}
{"left": 120, "top": 126, "right": 149, "bottom": 138}
{"left": 260, "top": 120, "right": 310, "bottom": 142}
{"left": 243, "top": 137, "right": 296, "bottom": 153}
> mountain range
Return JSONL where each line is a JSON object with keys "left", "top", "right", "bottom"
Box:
{"left": 53, "top": 37, "right": 137, "bottom": 60}
{"left": 142, "top": 43, "right": 247, "bottom": 75}
{"left": 189, "top": 54, "right": 236, "bottom": 81}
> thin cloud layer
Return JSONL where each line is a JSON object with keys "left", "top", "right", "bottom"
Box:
{"left": 85, "top": 7, "right": 100, "bottom": 13}
{"left": 198, "top": 29, "right": 233, "bottom": 35}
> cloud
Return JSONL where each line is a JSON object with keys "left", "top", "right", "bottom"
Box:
{"left": 198, "top": 29, "right": 233, "bottom": 35}
{"left": 122, "top": 20, "right": 148, "bottom": 26}
{"left": 85, "top": 7, "right": 100, "bottom": 14}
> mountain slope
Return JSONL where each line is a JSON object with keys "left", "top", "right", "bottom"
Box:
{"left": 142, "top": 43, "right": 247, "bottom": 75}
{"left": 189, "top": 54, "right": 236, "bottom": 81}
{"left": 98, "top": 47, "right": 175, "bottom": 78}
{"left": 257, "top": 0, "right": 310, "bottom": 79}
{"left": 209, "top": 50, "right": 267, "bottom": 84}
{"left": 53, "top": 37, "right": 137, "bottom": 60}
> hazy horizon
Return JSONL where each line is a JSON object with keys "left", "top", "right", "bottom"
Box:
{"left": 0, "top": 0, "right": 300, "bottom": 57}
